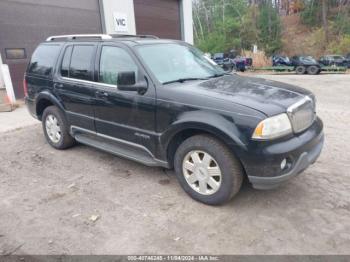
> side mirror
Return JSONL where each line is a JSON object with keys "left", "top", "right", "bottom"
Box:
{"left": 117, "top": 71, "right": 148, "bottom": 93}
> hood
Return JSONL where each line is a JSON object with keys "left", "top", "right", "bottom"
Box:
{"left": 190, "top": 74, "right": 313, "bottom": 116}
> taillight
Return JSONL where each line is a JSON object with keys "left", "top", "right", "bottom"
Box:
{"left": 23, "top": 78, "right": 28, "bottom": 97}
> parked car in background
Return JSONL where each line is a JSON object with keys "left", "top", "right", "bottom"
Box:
{"left": 25, "top": 34, "right": 324, "bottom": 205}
{"left": 290, "top": 55, "right": 321, "bottom": 75}
{"left": 272, "top": 55, "right": 292, "bottom": 66}
{"left": 212, "top": 51, "right": 251, "bottom": 72}
{"left": 231, "top": 56, "right": 246, "bottom": 72}
{"left": 244, "top": 57, "right": 253, "bottom": 67}
{"left": 212, "top": 53, "right": 233, "bottom": 71}
{"left": 345, "top": 54, "right": 350, "bottom": 68}
{"left": 319, "top": 55, "right": 348, "bottom": 67}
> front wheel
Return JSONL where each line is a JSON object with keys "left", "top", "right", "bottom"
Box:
{"left": 174, "top": 135, "right": 243, "bottom": 205}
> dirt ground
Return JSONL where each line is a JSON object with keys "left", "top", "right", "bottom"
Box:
{"left": 0, "top": 74, "right": 349, "bottom": 255}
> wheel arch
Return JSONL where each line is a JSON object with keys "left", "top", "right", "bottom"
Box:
{"left": 35, "top": 92, "right": 65, "bottom": 120}
{"left": 163, "top": 119, "right": 248, "bottom": 169}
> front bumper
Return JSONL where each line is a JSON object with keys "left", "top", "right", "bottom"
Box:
{"left": 248, "top": 133, "right": 324, "bottom": 189}
{"left": 238, "top": 117, "right": 324, "bottom": 190}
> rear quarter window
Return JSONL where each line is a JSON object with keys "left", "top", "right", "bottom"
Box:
{"left": 27, "top": 44, "right": 61, "bottom": 77}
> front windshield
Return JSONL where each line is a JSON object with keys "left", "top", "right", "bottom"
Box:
{"left": 137, "top": 43, "right": 224, "bottom": 84}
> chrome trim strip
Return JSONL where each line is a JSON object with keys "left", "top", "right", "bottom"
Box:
{"left": 287, "top": 96, "right": 315, "bottom": 133}
{"left": 287, "top": 96, "right": 312, "bottom": 114}
{"left": 61, "top": 77, "right": 117, "bottom": 89}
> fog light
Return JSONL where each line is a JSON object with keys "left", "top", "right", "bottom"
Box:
{"left": 280, "top": 158, "right": 287, "bottom": 170}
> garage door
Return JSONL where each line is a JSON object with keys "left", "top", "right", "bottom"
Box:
{"left": 134, "top": 0, "right": 182, "bottom": 40}
{"left": 0, "top": 0, "right": 102, "bottom": 98}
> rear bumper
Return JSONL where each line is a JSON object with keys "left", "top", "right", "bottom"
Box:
{"left": 25, "top": 97, "right": 38, "bottom": 119}
{"left": 248, "top": 133, "right": 324, "bottom": 190}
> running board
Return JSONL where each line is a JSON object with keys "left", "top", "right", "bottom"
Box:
{"left": 73, "top": 130, "right": 167, "bottom": 167}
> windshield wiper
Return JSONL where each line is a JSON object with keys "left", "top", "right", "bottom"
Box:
{"left": 208, "top": 73, "right": 226, "bottom": 78}
{"left": 163, "top": 77, "right": 209, "bottom": 85}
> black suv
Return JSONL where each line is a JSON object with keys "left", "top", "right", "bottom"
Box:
{"left": 25, "top": 34, "right": 324, "bottom": 205}
{"left": 319, "top": 55, "right": 349, "bottom": 68}
{"left": 290, "top": 56, "right": 321, "bottom": 75}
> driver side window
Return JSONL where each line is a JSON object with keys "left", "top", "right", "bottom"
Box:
{"left": 99, "top": 46, "right": 138, "bottom": 85}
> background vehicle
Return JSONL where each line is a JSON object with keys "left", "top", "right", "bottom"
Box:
{"left": 231, "top": 56, "right": 246, "bottom": 72}
{"left": 319, "top": 55, "right": 348, "bottom": 67}
{"left": 212, "top": 53, "right": 233, "bottom": 71}
{"left": 25, "top": 34, "right": 324, "bottom": 205}
{"left": 345, "top": 54, "right": 350, "bottom": 68}
{"left": 272, "top": 55, "right": 292, "bottom": 66}
{"left": 290, "top": 55, "right": 321, "bottom": 75}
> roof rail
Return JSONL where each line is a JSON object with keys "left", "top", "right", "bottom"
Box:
{"left": 110, "top": 34, "right": 159, "bottom": 39}
{"left": 46, "top": 34, "right": 113, "bottom": 41}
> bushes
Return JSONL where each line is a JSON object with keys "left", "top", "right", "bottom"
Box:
{"left": 193, "top": 1, "right": 283, "bottom": 55}
{"left": 300, "top": 0, "right": 321, "bottom": 27}
{"left": 328, "top": 35, "right": 350, "bottom": 54}
{"left": 257, "top": 4, "right": 283, "bottom": 56}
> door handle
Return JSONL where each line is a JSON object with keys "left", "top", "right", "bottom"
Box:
{"left": 95, "top": 90, "right": 109, "bottom": 98}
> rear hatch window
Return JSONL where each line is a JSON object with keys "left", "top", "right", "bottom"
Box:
{"left": 27, "top": 44, "right": 61, "bottom": 77}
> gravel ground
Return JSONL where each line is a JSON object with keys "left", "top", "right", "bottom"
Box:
{"left": 0, "top": 74, "right": 349, "bottom": 255}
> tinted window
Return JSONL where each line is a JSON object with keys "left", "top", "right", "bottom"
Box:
{"left": 61, "top": 46, "right": 72, "bottom": 77}
{"left": 99, "top": 46, "right": 138, "bottom": 85}
{"left": 28, "top": 44, "right": 61, "bottom": 76}
{"left": 70, "top": 45, "right": 94, "bottom": 81}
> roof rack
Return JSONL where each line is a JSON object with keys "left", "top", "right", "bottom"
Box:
{"left": 110, "top": 34, "right": 159, "bottom": 39}
{"left": 46, "top": 34, "right": 113, "bottom": 41}
{"left": 46, "top": 34, "right": 159, "bottom": 41}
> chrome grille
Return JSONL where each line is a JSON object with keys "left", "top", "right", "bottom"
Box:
{"left": 287, "top": 96, "right": 316, "bottom": 133}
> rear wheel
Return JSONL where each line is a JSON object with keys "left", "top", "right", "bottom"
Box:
{"left": 307, "top": 65, "right": 320, "bottom": 75}
{"left": 174, "top": 135, "right": 243, "bottom": 205}
{"left": 42, "top": 106, "right": 75, "bottom": 149}
{"left": 295, "top": 66, "right": 306, "bottom": 75}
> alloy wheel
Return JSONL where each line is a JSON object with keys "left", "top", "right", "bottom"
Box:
{"left": 182, "top": 150, "right": 222, "bottom": 195}
{"left": 45, "top": 114, "right": 62, "bottom": 143}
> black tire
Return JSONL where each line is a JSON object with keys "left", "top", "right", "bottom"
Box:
{"left": 307, "top": 65, "right": 320, "bottom": 75}
{"left": 42, "top": 106, "right": 75, "bottom": 150}
{"left": 174, "top": 135, "right": 243, "bottom": 205}
{"left": 295, "top": 66, "right": 306, "bottom": 75}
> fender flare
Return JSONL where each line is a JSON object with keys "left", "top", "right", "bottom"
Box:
{"left": 160, "top": 111, "right": 249, "bottom": 156}
{"left": 35, "top": 91, "right": 65, "bottom": 119}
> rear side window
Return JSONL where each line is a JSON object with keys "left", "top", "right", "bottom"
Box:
{"left": 28, "top": 44, "right": 61, "bottom": 76}
{"left": 69, "top": 45, "right": 94, "bottom": 81}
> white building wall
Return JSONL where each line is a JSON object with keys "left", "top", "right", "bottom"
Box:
{"left": 101, "top": 0, "right": 193, "bottom": 44}
{"left": 180, "top": 0, "right": 194, "bottom": 44}
{"left": 101, "top": 0, "right": 136, "bottom": 35}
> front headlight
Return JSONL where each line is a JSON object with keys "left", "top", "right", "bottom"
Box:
{"left": 252, "top": 113, "right": 292, "bottom": 140}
